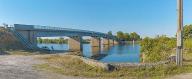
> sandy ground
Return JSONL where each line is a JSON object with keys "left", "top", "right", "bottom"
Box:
{"left": 0, "top": 55, "right": 93, "bottom": 79}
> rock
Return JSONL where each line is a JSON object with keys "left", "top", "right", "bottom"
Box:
{"left": 169, "top": 55, "right": 176, "bottom": 62}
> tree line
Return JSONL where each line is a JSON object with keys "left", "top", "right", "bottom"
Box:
{"left": 37, "top": 38, "right": 90, "bottom": 44}
{"left": 37, "top": 38, "right": 67, "bottom": 44}
{"left": 108, "top": 31, "right": 141, "bottom": 41}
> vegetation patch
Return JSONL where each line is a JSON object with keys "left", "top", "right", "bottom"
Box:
{"left": 141, "top": 35, "right": 176, "bottom": 62}
{"left": 0, "top": 27, "right": 23, "bottom": 50}
{"left": 7, "top": 50, "right": 40, "bottom": 56}
{"left": 34, "top": 55, "right": 192, "bottom": 79}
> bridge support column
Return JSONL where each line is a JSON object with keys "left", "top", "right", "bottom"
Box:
{"left": 109, "top": 39, "right": 114, "bottom": 46}
{"left": 102, "top": 38, "right": 109, "bottom": 45}
{"left": 114, "top": 40, "right": 119, "bottom": 45}
{"left": 90, "top": 37, "right": 101, "bottom": 56}
{"left": 29, "top": 32, "right": 37, "bottom": 46}
{"left": 91, "top": 37, "right": 101, "bottom": 47}
{"left": 68, "top": 36, "right": 83, "bottom": 51}
{"left": 18, "top": 30, "right": 37, "bottom": 46}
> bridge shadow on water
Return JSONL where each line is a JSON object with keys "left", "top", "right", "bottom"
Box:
{"left": 90, "top": 54, "right": 108, "bottom": 60}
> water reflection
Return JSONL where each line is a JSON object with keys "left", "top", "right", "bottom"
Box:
{"left": 102, "top": 45, "right": 110, "bottom": 52}
{"left": 91, "top": 47, "right": 100, "bottom": 56}
{"left": 38, "top": 43, "right": 140, "bottom": 63}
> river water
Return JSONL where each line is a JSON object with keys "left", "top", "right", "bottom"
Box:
{"left": 38, "top": 43, "right": 140, "bottom": 63}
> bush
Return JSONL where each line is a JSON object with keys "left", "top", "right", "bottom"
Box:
{"left": 184, "top": 39, "right": 192, "bottom": 50}
{"left": 141, "top": 35, "right": 176, "bottom": 62}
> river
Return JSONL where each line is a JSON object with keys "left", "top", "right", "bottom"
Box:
{"left": 38, "top": 43, "right": 140, "bottom": 63}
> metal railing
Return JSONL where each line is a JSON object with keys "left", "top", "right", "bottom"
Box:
{"left": 9, "top": 27, "right": 37, "bottom": 50}
{"left": 33, "top": 25, "right": 108, "bottom": 36}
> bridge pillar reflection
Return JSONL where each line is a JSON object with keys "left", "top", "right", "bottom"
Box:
{"left": 102, "top": 45, "right": 110, "bottom": 51}
{"left": 91, "top": 47, "right": 100, "bottom": 56}
{"left": 68, "top": 36, "right": 83, "bottom": 51}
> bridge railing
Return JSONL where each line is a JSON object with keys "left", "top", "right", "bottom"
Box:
{"left": 15, "top": 24, "right": 118, "bottom": 40}
{"left": 33, "top": 25, "right": 108, "bottom": 35}
{"left": 9, "top": 27, "right": 38, "bottom": 50}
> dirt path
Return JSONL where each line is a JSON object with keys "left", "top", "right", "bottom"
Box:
{"left": 0, "top": 55, "right": 92, "bottom": 79}
{"left": 165, "top": 73, "right": 192, "bottom": 79}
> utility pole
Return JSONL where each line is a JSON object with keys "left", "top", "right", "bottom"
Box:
{"left": 176, "top": 0, "right": 183, "bottom": 66}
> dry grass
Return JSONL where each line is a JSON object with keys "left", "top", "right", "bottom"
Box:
{"left": 7, "top": 50, "right": 38, "bottom": 56}
{"left": 0, "top": 27, "right": 23, "bottom": 50}
{"left": 34, "top": 54, "right": 192, "bottom": 79}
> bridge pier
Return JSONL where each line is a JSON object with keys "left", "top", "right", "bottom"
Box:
{"left": 90, "top": 37, "right": 101, "bottom": 56}
{"left": 17, "top": 30, "right": 37, "bottom": 46}
{"left": 68, "top": 36, "right": 83, "bottom": 51}
{"left": 114, "top": 40, "right": 119, "bottom": 45}
{"left": 91, "top": 37, "right": 101, "bottom": 47}
{"left": 102, "top": 38, "right": 109, "bottom": 45}
{"left": 109, "top": 39, "right": 114, "bottom": 46}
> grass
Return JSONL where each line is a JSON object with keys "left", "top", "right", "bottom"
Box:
{"left": 6, "top": 50, "right": 41, "bottom": 56}
{"left": 34, "top": 54, "right": 192, "bottom": 79}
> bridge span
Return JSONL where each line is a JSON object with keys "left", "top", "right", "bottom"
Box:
{"left": 11, "top": 24, "right": 120, "bottom": 51}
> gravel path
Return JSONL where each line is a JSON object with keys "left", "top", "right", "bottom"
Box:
{"left": 0, "top": 55, "right": 92, "bottom": 79}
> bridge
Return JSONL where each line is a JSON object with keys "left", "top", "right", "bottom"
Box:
{"left": 10, "top": 24, "right": 120, "bottom": 51}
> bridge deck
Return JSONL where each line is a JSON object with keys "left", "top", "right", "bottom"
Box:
{"left": 14, "top": 24, "right": 117, "bottom": 39}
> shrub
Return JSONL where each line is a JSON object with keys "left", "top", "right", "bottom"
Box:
{"left": 141, "top": 35, "right": 176, "bottom": 62}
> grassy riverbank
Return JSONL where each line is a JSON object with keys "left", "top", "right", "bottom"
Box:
{"left": 34, "top": 54, "right": 192, "bottom": 79}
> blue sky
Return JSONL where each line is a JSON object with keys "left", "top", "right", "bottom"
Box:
{"left": 0, "top": 0, "right": 192, "bottom": 37}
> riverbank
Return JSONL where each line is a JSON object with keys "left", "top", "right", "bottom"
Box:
{"left": 1, "top": 50, "right": 192, "bottom": 79}
{"left": 34, "top": 52, "right": 192, "bottom": 79}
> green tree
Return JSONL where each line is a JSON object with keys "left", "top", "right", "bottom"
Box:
{"left": 108, "top": 31, "right": 113, "bottom": 36}
{"left": 116, "top": 31, "right": 124, "bottom": 40}
{"left": 58, "top": 37, "right": 64, "bottom": 44}
{"left": 124, "top": 33, "right": 130, "bottom": 41}
{"left": 38, "top": 38, "right": 43, "bottom": 43}
{"left": 130, "top": 32, "right": 140, "bottom": 41}
{"left": 183, "top": 24, "right": 192, "bottom": 39}
{"left": 141, "top": 35, "right": 176, "bottom": 62}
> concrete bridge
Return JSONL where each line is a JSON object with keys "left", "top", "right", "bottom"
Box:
{"left": 11, "top": 24, "right": 119, "bottom": 51}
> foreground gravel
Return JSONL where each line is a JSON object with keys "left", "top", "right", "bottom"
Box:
{"left": 0, "top": 55, "right": 92, "bottom": 79}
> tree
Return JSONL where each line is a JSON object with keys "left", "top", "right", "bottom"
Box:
{"left": 58, "top": 37, "right": 64, "bottom": 44}
{"left": 130, "top": 32, "right": 140, "bottom": 41}
{"left": 108, "top": 31, "right": 113, "bottom": 36}
{"left": 116, "top": 31, "right": 124, "bottom": 40}
{"left": 124, "top": 33, "right": 130, "bottom": 41}
{"left": 183, "top": 24, "right": 192, "bottom": 39}
{"left": 141, "top": 36, "right": 176, "bottom": 62}
{"left": 38, "top": 38, "right": 43, "bottom": 43}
